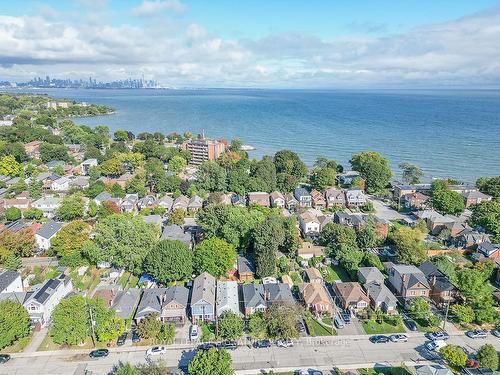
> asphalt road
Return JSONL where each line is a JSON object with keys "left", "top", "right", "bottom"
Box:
{"left": 2, "top": 334, "right": 498, "bottom": 375}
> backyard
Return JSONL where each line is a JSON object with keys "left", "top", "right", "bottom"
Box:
{"left": 319, "top": 264, "right": 352, "bottom": 283}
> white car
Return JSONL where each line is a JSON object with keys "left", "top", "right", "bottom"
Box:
{"left": 190, "top": 325, "right": 200, "bottom": 341}
{"left": 146, "top": 346, "right": 167, "bottom": 356}
{"left": 276, "top": 339, "right": 293, "bottom": 348}
{"left": 425, "top": 339, "right": 447, "bottom": 351}
{"left": 390, "top": 334, "right": 408, "bottom": 342}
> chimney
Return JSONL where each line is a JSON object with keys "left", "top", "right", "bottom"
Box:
{"left": 402, "top": 274, "right": 409, "bottom": 283}
{"left": 432, "top": 275, "right": 437, "bottom": 286}
{"left": 264, "top": 289, "right": 271, "bottom": 301}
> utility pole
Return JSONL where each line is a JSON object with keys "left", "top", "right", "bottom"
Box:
{"left": 442, "top": 298, "right": 451, "bottom": 331}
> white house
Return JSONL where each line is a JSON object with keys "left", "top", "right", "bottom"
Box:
{"left": 80, "top": 159, "right": 98, "bottom": 176}
{"left": 51, "top": 176, "right": 70, "bottom": 192}
{"left": 345, "top": 189, "right": 367, "bottom": 207}
{"left": 216, "top": 281, "right": 241, "bottom": 317}
{"left": 35, "top": 220, "right": 63, "bottom": 250}
{"left": 298, "top": 211, "right": 321, "bottom": 236}
{"left": 0, "top": 270, "right": 23, "bottom": 294}
{"left": 32, "top": 196, "right": 61, "bottom": 218}
{"left": 23, "top": 274, "right": 73, "bottom": 327}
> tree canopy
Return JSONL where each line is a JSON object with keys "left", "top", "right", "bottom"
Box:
{"left": 193, "top": 237, "right": 237, "bottom": 277}
{"left": 0, "top": 300, "right": 30, "bottom": 349}
{"left": 188, "top": 348, "right": 234, "bottom": 375}
{"left": 350, "top": 151, "right": 392, "bottom": 194}
{"left": 143, "top": 240, "right": 193, "bottom": 283}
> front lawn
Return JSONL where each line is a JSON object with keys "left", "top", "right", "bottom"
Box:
{"left": 37, "top": 335, "right": 98, "bottom": 351}
{"left": 358, "top": 367, "right": 412, "bottom": 375}
{"left": 304, "top": 317, "right": 336, "bottom": 336}
{"left": 0, "top": 334, "right": 32, "bottom": 353}
{"left": 362, "top": 320, "right": 405, "bottom": 334}
{"left": 414, "top": 319, "right": 441, "bottom": 333}
{"left": 200, "top": 323, "right": 216, "bottom": 342}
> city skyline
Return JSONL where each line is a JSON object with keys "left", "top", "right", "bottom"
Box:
{"left": 1, "top": 1, "right": 500, "bottom": 88}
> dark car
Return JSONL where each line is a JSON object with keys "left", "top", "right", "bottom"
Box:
{"left": 132, "top": 330, "right": 140, "bottom": 343}
{"left": 197, "top": 343, "right": 216, "bottom": 350}
{"left": 89, "top": 349, "right": 109, "bottom": 359}
{"left": 253, "top": 339, "right": 272, "bottom": 348}
{"left": 369, "top": 335, "right": 390, "bottom": 344}
{"left": 341, "top": 312, "right": 351, "bottom": 324}
{"left": 218, "top": 341, "right": 238, "bottom": 350}
{"left": 404, "top": 319, "right": 417, "bottom": 331}
{"left": 296, "top": 320, "right": 306, "bottom": 333}
{"left": 117, "top": 332, "right": 128, "bottom": 346}
{"left": 0, "top": 354, "right": 10, "bottom": 364}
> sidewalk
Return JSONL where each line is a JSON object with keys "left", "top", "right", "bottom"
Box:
{"left": 23, "top": 327, "right": 48, "bottom": 353}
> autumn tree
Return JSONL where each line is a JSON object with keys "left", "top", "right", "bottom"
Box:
{"left": 50, "top": 220, "right": 91, "bottom": 266}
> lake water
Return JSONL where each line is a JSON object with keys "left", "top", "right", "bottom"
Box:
{"left": 8, "top": 88, "right": 500, "bottom": 182}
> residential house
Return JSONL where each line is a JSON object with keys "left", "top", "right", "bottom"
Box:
{"left": 69, "top": 176, "right": 90, "bottom": 190}
{"left": 452, "top": 228, "right": 490, "bottom": 249}
{"left": 325, "top": 188, "right": 345, "bottom": 208}
{"left": 401, "top": 192, "right": 429, "bottom": 210}
{"left": 0, "top": 270, "right": 23, "bottom": 294}
{"left": 332, "top": 282, "right": 370, "bottom": 312}
{"left": 462, "top": 191, "right": 492, "bottom": 208}
{"left": 334, "top": 212, "right": 365, "bottom": 229}
{"left": 310, "top": 189, "right": 326, "bottom": 209}
{"left": 364, "top": 281, "right": 398, "bottom": 314}
{"left": 158, "top": 195, "right": 174, "bottom": 211}
{"left": 50, "top": 177, "right": 69, "bottom": 192}
{"left": 345, "top": 189, "right": 367, "bottom": 207}
{"left": 284, "top": 193, "right": 298, "bottom": 211}
{"left": 79, "top": 159, "right": 98, "bottom": 176}
{"left": 304, "top": 268, "right": 323, "bottom": 284}
{"left": 24, "top": 141, "right": 42, "bottom": 159}
{"left": 161, "top": 224, "right": 192, "bottom": 246}
{"left": 135, "top": 286, "right": 189, "bottom": 325}
{"left": 191, "top": 272, "right": 216, "bottom": 322}
{"left": 372, "top": 215, "right": 390, "bottom": 239}
{"left": 416, "top": 210, "right": 456, "bottom": 235}
{"left": 387, "top": 264, "right": 430, "bottom": 300}
{"left": 297, "top": 242, "right": 325, "bottom": 260}
{"left": 121, "top": 194, "right": 138, "bottom": 213}
{"left": 357, "top": 267, "right": 385, "bottom": 285}
{"left": 298, "top": 211, "right": 321, "bottom": 236}
{"left": 336, "top": 171, "right": 361, "bottom": 186}
{"left": 35, "top": 220, "right": 63, "bottom": 250}
{"left": 143, "top": 215, "right": 163, "bottom": 228}
{"left": 101, "top": 173, "right": 134, "bottom": 189}
{"left": 241, "top": 283, "right": 295, "bottom": 316}
{"left": 94, "top": 191, "right": 113, "bottom": 206}
{"left": 270, "top": 191, "right": 285, "bottom": 208}
{"left": 298, "top": 283, "right": 333, "bottom": 315}
{"left": 23, "top": 274, "right": 72, "bottom": 327}
{"left": 93, "top": 285, "right": 120, "bottom": 308}
{"left": 230, "top": 193, "right": 246, "bottom": 207}
{"left": 172, "top": 195, "right": 189, "bottom": 211}
{"left": 112, "top": 288, "right": 141, "bottom": 320}
{"left": 237, "top": 256, "right": 255, "bottom": 282}
{"left": 473, "top": 242, "right": 500, "bottom": 261}
{"left": 3, "top": 195, "right": 31, "bottom": 211}
{"left": 415, "top": 365, "right": 453, "bottom": 375}
{"left": 419, "top": 261, "right": 457, "bottom": 307}
{"left": 216, "top": 281, "right": 240, "bottom": 317}
{"left": 294, "top": 187, "right": 312, "bottom": 207}
{"left": 248, "top": 192, "right": 270, "bottom": 207}
{"left": 138, "top": 195, "right": 157, "bottom": 210}
{"left": 31, "top": 196, "right": 61, "bottom": 218}
{"left": 188, "top": 195, "right": 203, "bottom": 212}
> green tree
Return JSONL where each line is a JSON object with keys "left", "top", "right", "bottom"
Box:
{"left": 440, "top": 344, "right": 467, "bottom": 368}
{"left": 137, "top": 314, "right": 162, "bottom": 339}
{"left": 350, "top": 151, "right": 392, "bottom": 194}
{"left": 310, "top": 166, "right": 336, "bottom": 191}
{"left": 399, "top": 162, "right": 423, "bottom": 184}
{"left": 50, "top": 220, "right": 91, "bottom": 266}
{"left": 265, "top": 302, "right": 300, "bottom": 339}
{"left": 99, "top": 158, "right": 125, "bottom": 177}
{"left": 247, "top": 312, "right": 267, "bottom": 339}
{"left": 470, "top": 200, "right": 500, "bottom": 243}
{"left": 0, "top": 228, "right": 35, "bottom": 257}
{"left": 476, "top": 176, "right": 500, "bottom": 199}
{"left": 23, "top": 207, "right": 43, "bottom": 220}
{"left": 168, "top": 155, "right": 187, "bottom": 173}
{"left": 390, "top": 226, "right": 427, "bottom": 265}
{"left": 477, "top": 344, "right": 499, "bottom": 370}
{"left": 450, "top": 304, "right": 475, "bottom": 325}
{"left": 0, "top": 300, "right": 30, "bottom": 349}
{"left": 196, "top": 161, "right": 227, "bottom": 192}
{"left": 274, "top": 150, "right": 307, "bottom": 192}
{"left": 218, "top": 312, "right": 244, "bottom": 340}
{"left": 114, "top": 363, "right": 138, "bottom": 375}
{"left": 92, "top": 214, "right": 160, "bottom": 274}
{"left": 363, "top": 252, "right": 384, "bottom": 270}
{"left": 356, "top": 220, "right": 379, "bottom": 249}
{"left": 169, "top": 208, "right": 186, "bottom": 225}
{"left": 253, "top": 215, "right": 286, "bottom": 277}
{"left": 51, "top": 295, "right": 89, "bottom": 345}
{"left": 157, "top": 323, "right": 175, "bottom": 344}
{"left": 432, "top": 189, "right": 465, "bottom": 215}
{"left": 143, "top": 240, "right": 193, "bottom": 283}
{"left": 39, "top": 143, "right": 70, "bottom": 162}
{"left": 188, "top": 348, "right": 234, "bottom": 375}
{"left": 4, "top": 207, "right": 21, "bottom": 221}
{"left": 109, "top": 183, "right": 125, "bottom": 198}
{"left": 114, "top": 130, "right": 129, "bottom": 142}
{"left": 56, "top": 194, "right": 85, "bottom": 220}
{"left": 193, "top": 238, "right": 237, "bottom": 277}
{"left": 407, "top": 297, "right": 431, "bottom": 321}
{"left": 0, "top": 155, "right": 22, "bottom": 176}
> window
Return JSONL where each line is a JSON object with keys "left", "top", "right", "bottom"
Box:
{"left": 420, "top": 291, "right": 426, "bottom": 295}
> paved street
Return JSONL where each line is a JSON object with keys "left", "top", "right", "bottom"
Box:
{"left": 2, "top": 333, "right": 498, "bottom": 375}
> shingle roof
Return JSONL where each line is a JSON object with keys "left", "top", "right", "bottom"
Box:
{"left": 241, "top": 284, "right": 265, "bottom": 309}
{"left": 160, "top": 224, "right": 191, "bottom": 244}
{"left": 191, "top": 272, "right": 216, "bottom": 306}
{"left": 36, "top": 220, "right": 62, "bottom": 240}
{"left": 392, "top": 264, "right": 430, "bottom": 289}
{"left": 237, "top": 256, "right": 255, "bottom": 274}
{"left": 0, "top": 269, "right": 20, "bottom": 293}
{"left": 112, "top": 288, "right": 141, "bottom": 319}
{"left": 357, "top": 267, "right": 385, "bottom": 284}
{"left": 364, "top": 281, "right": 397, "bottom": 306}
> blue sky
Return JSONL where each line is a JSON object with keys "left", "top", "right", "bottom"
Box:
{"left": 1, "top": 0, "right": 500, "bottom": 87}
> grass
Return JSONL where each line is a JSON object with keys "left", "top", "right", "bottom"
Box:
{"left": 68, "top": 267, "right": 102, "bottom": 293}
{"left": 362, "top": 320, "right": 405, "bottom": 334}
{"left": 414, "top": 318, "right": 441, "bottom": 333}
{"left": 289, "top": 271, "right": 303, "bottom": 285}
{"left": 304, "top": 317, "right": 336, "bottom": 336}
{"left": 37, "top": 335, "right": 99, "bottom": 352}
{"left": 319, "top": 266, "right": 337, "bottom": 283}
{"left": 358, "top": 367, "right": 412, "bottom": 375}
{"left": 330, "top": 264, "right": 352, "bottom": 282}
{"left": 0, "top": 334, "right": 32, "bottom": 353}
{"left": 200, "top": 323, "right": 216, "bottom": 342}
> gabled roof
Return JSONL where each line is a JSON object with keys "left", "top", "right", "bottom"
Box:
{"left": 26, "top": 274, "right": 70, "bottom": 305}
{"left": 264, "top": 283, "right": 294, "bottom": 304}
{"left": 415, "top": 365, "right": 453, "bottom": 375}
{"left": 0, "top": 269, "right": 20, "bottom": 293}
{"left": 294, "top": 187, "right": 310, "bottom": 198}
{"left": 241, "top": 284, "right": 265, "bottom": 309}
{"left": 191, "top": 272, "right": 216, "bottom": 306}
{"left": 364, "top": 281, "right": 397, "bottom": 306}
{"left": 334, "top": 282, "right": 369, "bottom": 304}
{"left": 94, "top": 191, "right": 112, "bottom": 202}
{"left": 392, "top": 264, "right": 430, "bottom": 289}
{"left": 216, "top": 281, "right": 240, "bottom": 315}
{"left": 112, "top": 288, "right": 141, "bottom": 319}
{"left": 36, "top": 220, "right": 62, "bottom": 239}
{"left": 298, "top": 283, "right": 331, "bottom": 305}
{"left": 161, "top": 224, "right": 191, "bottom": 244}
{"left": 357, "top": 267, "right": 385, "bottom": 284}
{"left": 237, "top": 256, "right": 255, "bottom": 274}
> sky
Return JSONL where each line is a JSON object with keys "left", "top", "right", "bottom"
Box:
{"left": 1, "top": 0, "right": 500, "bottom": 88}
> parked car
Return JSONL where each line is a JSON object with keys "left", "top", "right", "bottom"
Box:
{"left": 132, "top": 330, "right": 140, "bottom": 343}
{"left": 492, "top": 328, "right": 500, "bottom": 337}
{"left": 89, "top": 349, "right": 109, "bottom": 359}
{"left": 369, "top": 335, "right": 390, "bottom": 344}
{"left": 341, "top": 311, "right": 351, "bottom": 324}
{"left": 466, "top": 330, "right": 488, "bottom": 339}
{"left": 296, "top": 320, "right": 306, "bottom": 333}
{"left": 276, "top": 339, "right": 294, "bottom": 348}
{"left": 389, "top": 334, "right": 408, "bottom": 342}
{"left": 427, "top": 332, "right": 450, "bottom": 341}
{"left": 190, "top": 325, "right": 200, "bottom": 341}
{"left": 218, "top": 341, "right": 238, "bottom": 350}
{"left": 0, "top": 354, "right": 10, "bottom": 364}
{"left": 117, "top": 332, "right": 128, "bottom": 346}
{"left": 403, "top": 319, "right": 417, "bottom": 331}
{"left": 466, "top": 359, "right": 481, "bottom": 369}
{"left": 296, "top": 371, "right": 309, "bottom": 375}
{"left": 197, "top": 343, "right": 216, "bottom": 350}
{"left": 253, "top": 339, "right": 272, "bottom": 348}
{"left": 426, "top": 339, "right": 447, "bottom": 351}
{"left": 146, "top": 346, "right": 167, "bottom": 356}
{"left": 334, "top": 314, "right": 345, "bottom": 329}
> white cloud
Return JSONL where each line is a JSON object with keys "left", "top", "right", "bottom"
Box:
{"left": 1, "top": 6, "right": 500, "bottom": 87}
{"left": 132, "top": 0, "right": 186, "bottom": 16}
